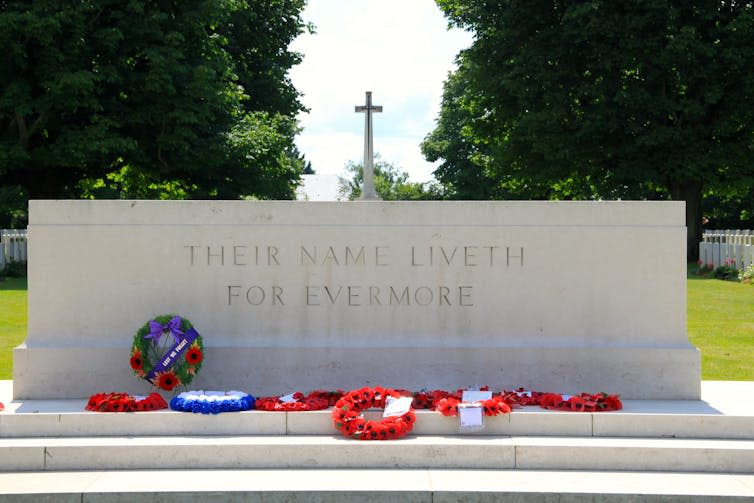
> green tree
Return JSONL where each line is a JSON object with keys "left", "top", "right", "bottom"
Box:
{"left": 338, "top": 156, "right": 444, "bottom": 201}
{"left": 702, "top": 185, "right": 754, "bottom": 230}
{"left": 426, "top": 0, "right": 754, "bottom": 259}
{"left": 0, "top": 0, "right": 309, "bottom": 227}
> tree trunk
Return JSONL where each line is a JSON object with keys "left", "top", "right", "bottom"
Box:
{"left": 668, "top": 180, "right": 703, "bottom": 262}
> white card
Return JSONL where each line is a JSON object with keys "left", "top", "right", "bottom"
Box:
{"left": 279, "top": 393, "right": 298, "bottom": 403}
{"left": 383, "top": 395, "right": 413, "bottom": 417}
{"left": 462, "top": 390, "right": 492, "bottom": 404}
{"left": 515, "top": 390, "right": 532, "bottom": 398}
{"left": 561, "top": 394, "right": 571, "bottom": 401}
{"left": 459, "top": 406, "right": 484, "bottom": 431}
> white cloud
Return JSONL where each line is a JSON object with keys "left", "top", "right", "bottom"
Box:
{"left": 289, "top": 0, "right": 472, "bottom": 182}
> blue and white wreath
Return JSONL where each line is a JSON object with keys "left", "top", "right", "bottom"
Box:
{"left": 170, "top": 390, "right": 255, "bottom": 414}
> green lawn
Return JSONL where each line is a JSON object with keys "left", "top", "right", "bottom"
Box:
{"left": 688, "top": 273, "right": 754, "bottom": 380}
{"left": 0, "top": 274, "right": 751, "bottom": 381}
{"left": 0, "top": 277, "right": 27, "bottom": 380}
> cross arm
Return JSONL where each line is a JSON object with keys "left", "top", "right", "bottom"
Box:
{"left": 355, "top": 106, "right": 383, "bottom": 113}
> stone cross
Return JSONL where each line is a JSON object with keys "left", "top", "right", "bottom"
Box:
{"left": 355, "top": 91, "right": 382, "bottom": 200}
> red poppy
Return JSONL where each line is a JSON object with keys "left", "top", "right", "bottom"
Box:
{"left": 155, "top": 370, "right": 181, "bottom": 391}
{"left": 330, "top": 390, "right": 345, "bottom": 405}
{"left": 363, "top": 424, "right": 380, "bottom": 440}
{"left": 603, "top": 395, "right": 622, "bottom": 411}
{"left": 87, "top": 393, "right": 106, "bottom": 410}
{"left": 436, "top": 398, "right": 459, "bottom": 416}
{"left": 567, "top": 396, "right": 586, "bottom": 412}
{"left": 412, "top": 393, "right": 429, "bottom": 409}
{"left": 129, "top": 350, "right": 143, "bottom": 371}
{"left": 360, "top": 388, "right": 374, "bottom": 401}
{"left": 184, "top": 346, "right": 203, "bottom": 365}
{"left": 373, "top": 386, "right": 386, "bottom": 400}
{"left": 339, "top": 421, "right": 353, "bottom": 435}
{"left": 538, "top": 393, "right": 561, "bottom": 410}
{"left": 155, "top": 395, "right": 168, "bottom": 408}
{"left": 350, "top": 418, "right": 366, "bottom": 436}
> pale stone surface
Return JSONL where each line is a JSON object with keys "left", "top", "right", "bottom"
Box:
{"left": 513, "top": 436, "right": 754, "bottom": 472}
{"left": 3, "top": 469, "right": 754, "bottom": 502}
{"left": 4, "top": 433, "right": 754, "bottom": 472}
{"left": 593, "top": 413, "right": 754, "bottom": 439}
{"left": 3, "top": 496, "right": 82, "bottom": 503}
{"left": 15, "top": 200, "right": 698, "bottom": 399}
{"left": 0, "top": 446, "right": 45, "bottom": 471}
{"left": 55, "top": 409, "right": 286, "bottom": 437}
{"left": 32, "top": 435, "right": 516, "bottom": 471}
{"left": 427, "top": 470, "right": 754, "bottom": 497}
{"left": 284, "top": 409, "right": 335, "bottom": 434}
{"left": 507, "top": 408, "right": 592, "bottom": 436}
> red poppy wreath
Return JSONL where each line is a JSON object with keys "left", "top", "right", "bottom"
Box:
{"left": 130, "top": 314, "right": 204, "bottom": 392}
{"left": 332, "top": 387, "right": 416, "bottom": 440}
{"left": 86, "top": 392, "right": 168, "bottom": 412}
{"left": 256, "top": 390, "right": 343, "bottom": 411}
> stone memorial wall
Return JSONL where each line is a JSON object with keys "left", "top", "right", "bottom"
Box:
{"left": 14, "top": 200, "right": 700, "bottom": 399}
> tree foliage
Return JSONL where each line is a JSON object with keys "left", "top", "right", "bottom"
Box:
{"left": 339, "top": 156, "right": 444, "bottom": 201}
{"left": 424, "top": 0, "right": 754, "bottom": 259}
{"left": 0, "top": 0, "right": 309, "bottom": 227}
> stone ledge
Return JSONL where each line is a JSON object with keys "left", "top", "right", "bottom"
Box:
{"left": 6, "top": 406, "right": 753, "bottom": 439}
{"left": 0, "top": 470, "right": 754, "bottom": 503}
{"left": 1, "top": 469, "right": 754, "bottom": 502}
{"left": 2, "top": 435, "right": 754, "bottom": 473}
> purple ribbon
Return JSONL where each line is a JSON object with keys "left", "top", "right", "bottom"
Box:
{"left": 145, "top": 316, "right": 184, "bottom": 344}
{"left": 145, "top": 327, "right": 200, "bottom": 383}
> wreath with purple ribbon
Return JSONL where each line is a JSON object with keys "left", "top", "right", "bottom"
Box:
{"left": 130, "top": 314, "right": 204, "bottom": 392}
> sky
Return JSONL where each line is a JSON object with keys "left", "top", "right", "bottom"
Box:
{"left": 289, "top": 0, "right": 473, "bottom": 183}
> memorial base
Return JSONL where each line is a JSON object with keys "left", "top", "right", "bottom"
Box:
{"left": 13, "top": 344, "right": 700, "bottom": 400}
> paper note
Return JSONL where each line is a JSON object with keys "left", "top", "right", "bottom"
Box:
{"left": 279, "top": 393, "right": 298, "bottom": 403}
{"left": 383, "top": 395, "right": 413, "bottom": 417}
{"left": 459, "top": 406, "right": 484, "bottom": 431}
{"left": 462, "top": 390, "right": 492, "bottom": 404}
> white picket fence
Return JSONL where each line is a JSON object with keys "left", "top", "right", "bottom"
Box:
{"left": 699, "top": 229, "right": 754, "bottom": 270}
{"left": 0, "top": 229, "right": 27, "bottom": 269}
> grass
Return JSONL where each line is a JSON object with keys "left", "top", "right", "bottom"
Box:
{"left": 0, "top": 272, "right": 751, "bottom": 381}
{"left": 688, "top": 267, "right": 754, "bottom": 380}
{"left": 0, "top": 277, "right": 27, "bottom": 380}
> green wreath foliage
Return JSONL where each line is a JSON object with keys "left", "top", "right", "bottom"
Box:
{"left": 130, "top": 314, "right": 204, "bottom": 392}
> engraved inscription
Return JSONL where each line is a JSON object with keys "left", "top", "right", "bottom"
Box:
{"left": 186, "top": 242, "right": 524, "bottom": 308}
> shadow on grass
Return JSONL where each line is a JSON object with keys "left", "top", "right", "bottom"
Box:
{"left": 0, "top": 277, "right": 28, "bottom": 291}
{"left": 687, "top": 262, "right": 716, "bottom": 281}
{"left": 688, "top": 274, "right": 714, "bottom": 281}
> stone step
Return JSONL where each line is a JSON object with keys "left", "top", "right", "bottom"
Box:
{"left": 2, "top": 435, "right": 754, "bottom": 473}
{"left": 2, "top": 468, "right": 754, "bottom": 502}
{"left": 2, "top": 403, "right": 754, "bottom": 440}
